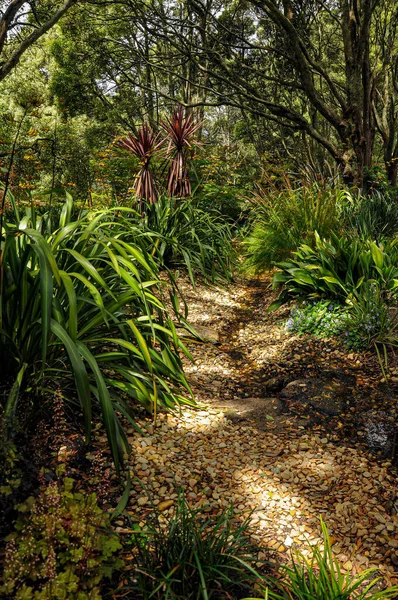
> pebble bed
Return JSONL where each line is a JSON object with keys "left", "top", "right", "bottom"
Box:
{"left": 123, "top": 277, "right": 398, "bottom": 584}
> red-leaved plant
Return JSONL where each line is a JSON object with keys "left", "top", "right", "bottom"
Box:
{"left": 118, "top": 124, "right": 163, "bottom": 210}
{"left": 161, "top": 105, "right": 203, "bottom": 199}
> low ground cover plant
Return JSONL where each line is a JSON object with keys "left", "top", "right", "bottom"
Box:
{"left": 1, "top": 471, "right": 122, "bottom": 600}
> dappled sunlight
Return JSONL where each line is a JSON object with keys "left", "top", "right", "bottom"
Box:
{"left": 127, "top": 405, "right": 397, "bottom": 583}
{"left": 123, "top": 275, "right": 398, "bottom": 587}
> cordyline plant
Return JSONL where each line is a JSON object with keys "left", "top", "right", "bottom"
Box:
{"left": 117, "top": 124, "right": 163, "bottom": 210}
{"left": 161, "top": 105, "right": 203, "bottom": 199}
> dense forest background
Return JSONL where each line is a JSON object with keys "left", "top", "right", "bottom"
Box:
{"left": 1, "top": 0, "right": 397, "bottom": 209}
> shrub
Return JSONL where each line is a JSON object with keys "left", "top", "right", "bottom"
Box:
{"left": 246, "top": 519, "right": 398, "bottom": 600}
{"left": 285, "top": 301, "right": 346, "bottom": 338}
{"left": 270, "top": 233, "right": 398, "bottom": 310}
{"left": 284, "top": 293, "right": 391, "bottom": 352}
{"left": 0, "top": 472, "right": 123, "bottom": 599}
{"left": 242, "top": 181, "right": 347, "bottom": 273}
{"left": 136, "top": 196, "right": 235, "bottom": 284}
{"left": 125, "top": 490, "right": 258, "bottom": 599}
{"left": 194, "top": 181, "right": 244, "bottom": 222}
{"left": 0, "top": 193, "right": 194, "bottom": 471}
{"left": 345, "top": 192, "right": 398, "bottom": 241}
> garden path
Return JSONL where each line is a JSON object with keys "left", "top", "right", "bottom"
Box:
{"left": 123, "top": 276, "right": 398, "bottom": 584}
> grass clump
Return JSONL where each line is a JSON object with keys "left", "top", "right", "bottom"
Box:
{"left": 0, "top": 192, "right": 193, "bottom": 472}
{"left": 246, "top": 519, "right": 398, "bottom": 600}
{"left": 137, "top": 196, "right": 235, "bottom": 284}
{"left": 243, "top": 180, "right": 345, "bottom": 274}
{"left": 125, "top": 490, "right": 258, "bottom": 599}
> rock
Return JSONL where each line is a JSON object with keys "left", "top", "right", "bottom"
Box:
{"left": 280, "top": 372, "right": 356, "bottom": 416}
{"left": 360, "top": 410, "right": 395, "bottom": 455}
{"left": 137, "top": 497, "right": 149, "bottom": 506}
{"left": 189, "top": 325, "right": 220, "bottom": 344}
{"left": 158, "top": 500, "right": 174, "bottom": 511}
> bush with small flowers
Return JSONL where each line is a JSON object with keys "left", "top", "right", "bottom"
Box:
{"left": 0, "top": 470, "right": 123, "bottom": 599}
{"left": 285, "top": 284, "right": 393, "bottom": 352}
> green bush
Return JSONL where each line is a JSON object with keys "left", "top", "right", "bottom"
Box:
{"left": 242, "top": 182, "right": 347, "bottom": 273}
{"left": 273, "top": 233, "right": 398, "bottom": 362}
{"left": 285, "top": 301, "right": 346, "bottom": 338}
{"left": 285, "top": 293, "right": 392, "bottom": 351}
{"left": 345, "top": 192, "right": 398, "bottom": 241}
{"left": 194, "top": 181, "right": 244, "bottom": 222}
{"left": 0, "top": 192, "right": 194, "bottom": 471}
{"left": 270, "top": 233, "right": 398, "bottom": 310}
{"left": 125, "top": 490, "right": 258, "bottom": 599}
{"left": 245, "top": 519, "right": 398, "bottom": 600}
{"left": 136, "top": 196, "right": 235, "bottom": 284}
{"left": 1, "top": 472, "right": 122, "bottom": 600}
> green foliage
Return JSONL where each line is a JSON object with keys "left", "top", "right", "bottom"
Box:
{"left": 194, "top": 181, "right": 244, "bottom": 222}
{"left": 285, "top": 292, "right": 391, "bottom": 352}
{"left": 1, "top": 472, "right": 123, "bottom": 600}
{"left": 243, "top": 182, "right": 346, "bottom": 273}
{"left": 246, "top": 519, "right": 398, "bottom": 600}
{"left": 0, "top": 192, "right": 193, "bottom": 471}
{"left": 346, "top": 192, "right": 398, "bottom": 241}
{"left": 285, "top": 301, "right": 346, "bottom": 338}
{"left": 363, "top": 165, "right": 397, "bottom": 200}
{"left": 270, "top": 233, "right": 398, "bottom": 310}
{"left": 137, "top": 196, "right": 235, "bottom": 284}
{"left": 0, "top": 427, "right": 22, "bottom": 498}
{"left": 125, "top": 490, "right": 258, "bottom": 599}
{"left": 274, "top": 233, "right": 398, "bottom": 361}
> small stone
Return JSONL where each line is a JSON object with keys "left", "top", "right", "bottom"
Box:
{"left": 158, "top": 500, "right": 174, "bottom": 511}
{"left": 284, "top": 535, "right": 293, "bottom": 547}
{"left": 137, "top": 497, "right": 148, "bottom": 506}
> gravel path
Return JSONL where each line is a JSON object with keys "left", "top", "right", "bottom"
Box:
{"left": 123, "top": 276, "right": 398, "bottom": 584}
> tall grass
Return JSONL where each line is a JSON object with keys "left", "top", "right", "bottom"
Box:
{"left": 243, "top": 180, "right": 348, "bottom": 273}
{"left": 136, "top": 196, "right": 235, "bottom": 284}
{"left": 0, "top": 192, "right": 194, "bottom": 471}
{"left": 245, "top": 519, "right": 398, "bottom": 600}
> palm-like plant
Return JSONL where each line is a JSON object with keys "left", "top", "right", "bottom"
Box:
{"left": 118, "top": 125, "right": 163, "bottom": 210}
{"left": 161, "top": 105, "right": 202, "bottom": 199}
{"left": 0, "top": 192, "right": 193, "bottom": 472}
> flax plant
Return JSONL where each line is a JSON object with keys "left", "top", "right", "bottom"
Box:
{"left": 0, "top": 192, "right": 194, "bottom": 472}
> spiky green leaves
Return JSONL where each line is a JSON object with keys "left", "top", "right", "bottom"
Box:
{"left": 0, "top": 196, "right": 194, "bottom": 472}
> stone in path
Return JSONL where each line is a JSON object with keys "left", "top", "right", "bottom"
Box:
{"left": 280, "top": 371, "right": 356, "bottom": 417}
